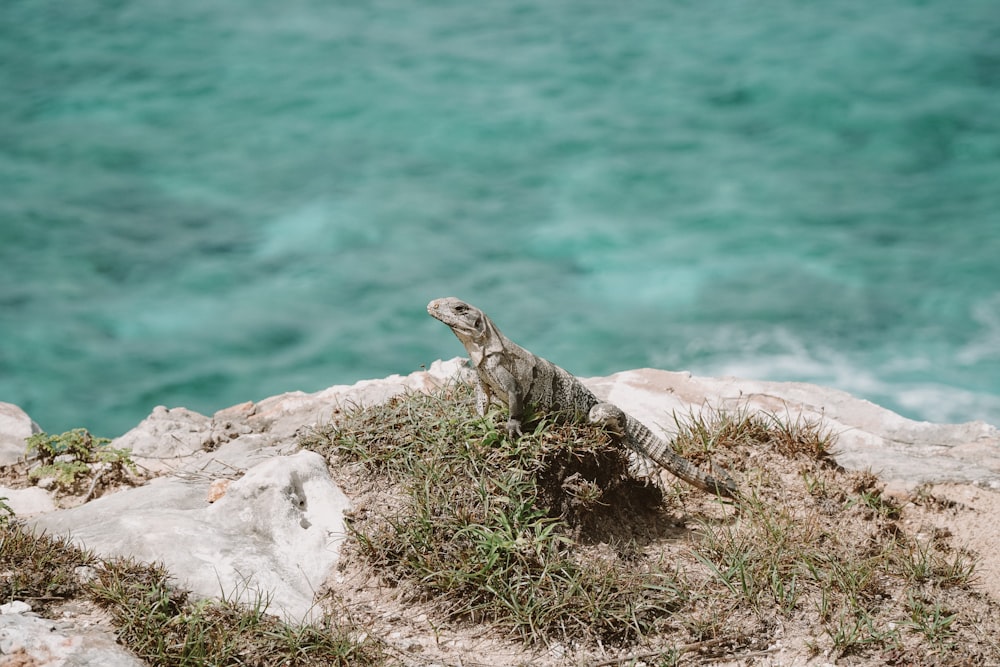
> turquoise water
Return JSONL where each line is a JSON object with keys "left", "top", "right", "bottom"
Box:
{"left": 2, "top": 1, "right": 999, "bottom": 437}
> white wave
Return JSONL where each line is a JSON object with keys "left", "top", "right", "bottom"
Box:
{"left": 687, "top": 329, "right": 1000, "bottom": 427}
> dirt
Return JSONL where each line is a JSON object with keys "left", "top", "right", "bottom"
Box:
{"left": 909, "top": 483, "right": 1000, "bottom": 605}
{"left": 0, "top": 460, "right": 145, "bottom": 511}
{"left": 321, "top": 470, "right": 1000, "bottom": 666}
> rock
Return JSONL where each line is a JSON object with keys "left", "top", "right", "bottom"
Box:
{"left": 114, "top": 405, "right": 212, "bottom": 464}
{"left": 30, "top": 451, "right": 349, "bottom": 622}
{"left": 244, "top": 357, "right": 469, "bottom": 442}
{"left": 32, "top": 476, "right": 56, "bottom": 490}
{"left": 0, "top": 602, "right": 143, "bottom": 667}
{"left": 584, "top": 368, "right": 1000, "bottom": 488}
{"left": 0, "top": 602, "right": 31, "bottom": 616}
{"left": 74, "top": 566, "right": 99, "bottom": 585}
{"left": 206, "top": 478, "right": 231, "bottom": 503}
{"left": 115, "top": 358, "right": 469, "bottom": 475}
{"left": 23, "top": 361, "right": 467, "bottom": 623}
{"left": 0, "top": 402, "right": 41, "bottom": 467}
{"left": 0, "top": 486, "right": 55, "bottom": 517}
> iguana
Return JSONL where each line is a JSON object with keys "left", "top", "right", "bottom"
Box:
{"left": 427, "top": 297, "right": 738, "bottom": 498}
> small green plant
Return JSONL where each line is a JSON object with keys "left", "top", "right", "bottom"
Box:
{"left": 846, "top": 489, "right": 902, "bottom": 520}
{"left": 905, "top": 593, "right": 957, "bottom": 646}
{"left": 25, "top": 428, "right": 136, "bottom": 491}
{"left": 825, "top": 607, "right": 898, "bottom": 657}
{"left": 891, "top": 538, "right": 977, "bottom": 587}
{"left": 0, "top": 496, "right": 13, "bottom": 527}
{"left": 801, "top": 468, "right": 827, "bottom": 496}
{"left": 27, "top": 428, "right": 112, "bottom": 465}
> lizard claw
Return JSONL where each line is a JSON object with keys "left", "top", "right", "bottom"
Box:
{"left": 506, "top": 419, "right": 523, "bottom": 440}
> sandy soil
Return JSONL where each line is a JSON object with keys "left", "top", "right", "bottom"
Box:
{"left": 321, "top": 476, "right": 1000, "bottom": 667}
{"left": 913, "top": 483, "right": 1000, "bottom": 603}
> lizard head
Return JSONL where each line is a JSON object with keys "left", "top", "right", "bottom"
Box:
{"left": 427, "top": 297, "right": 488, "bottom": 340}
{"left": 427, "top": 297, "right": 502, "bottom": 363}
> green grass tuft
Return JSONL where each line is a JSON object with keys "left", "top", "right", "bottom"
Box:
{"left": 305, "top": 384, "right": 681, "bottom": 644}
{"left": 0, "top": 524, "right": 96, "bottom": 613}
{"left": 0, "top": 522, "right": 385, "bottom": 666}
{"left": 89, "top": 556, "right": 381, "bottom": 666}
{"left": 304, "top": 384, "right": 1000, "bottom": 663}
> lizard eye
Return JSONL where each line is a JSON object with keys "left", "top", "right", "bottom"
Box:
{"left": 455, "top": 304, "right": 468, "bottom": 314}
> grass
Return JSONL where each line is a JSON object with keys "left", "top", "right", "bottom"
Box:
{"left": 89, "top": 556, "right": 380, "bottom": 666}
{"left": 0, "top": 523, "right": 385, "bottom": 666}
{"left": 304, "top": 385, "right": 682, "bottom": 644}
{"left": 4, "top": 383, "right": 999, "bottom": 665}
{"left": 303, "top": 383, "right": 1000, "bottom": 664}
{"left": 0, "top": 522, "right": 98, "bottom": 613}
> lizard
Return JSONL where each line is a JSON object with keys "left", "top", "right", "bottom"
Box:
{"left": 427, "top": 297, "right": 738, "bottom": 499}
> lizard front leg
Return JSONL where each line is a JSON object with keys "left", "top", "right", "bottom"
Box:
{"left": 505, "top": 390, "right": 525, "bottom": 439}
{"left": 485, "top": 362, "right": 525, "bottom": 439}
{"left": 474, "top": 380, "right": 492, "bottom": 417}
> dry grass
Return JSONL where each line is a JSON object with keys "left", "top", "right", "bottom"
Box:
{"left": 304, "top": 385, "right": 681, "bottom": 645}
{"left": 5, "top": 382, "right": 998, "bottom": 666}
{"left": 0, "top": 523, "right": 97, "bottom": 615}
{"left": 304, "top": 383, "right": 1000, "bottom": 665}
{"left": 0, "top": 524, "right": 385, "bottom": 666}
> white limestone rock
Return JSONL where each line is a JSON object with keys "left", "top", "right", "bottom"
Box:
{"left": 30, "top": 451, "right": 349, "bottom": 622}
{"left": 0, "top": 402, "right": 41, "bottom": 466}
{"left": 116, "top": 357, "right": 469, "bottom": 474}
{"left": 0, "top": 602, "right": 143, "bottom": 667}
{"left": 0, "top": 485, "right": 55, "bottom": 517}
{"left": 245, "top": 357, "right": 469, "bottom": 441}
{"left": 0, "top": 602, "right": 31, "bottom": 615}
{"left": 113, "top": 405, "right": 213, "bottom": 465}
{"left": 582, "top": 368, "right": 1000, "bottom": 488}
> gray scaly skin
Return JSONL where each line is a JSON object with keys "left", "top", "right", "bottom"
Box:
{"left": 427, "top": 297, "right": 738, "bottom": 499}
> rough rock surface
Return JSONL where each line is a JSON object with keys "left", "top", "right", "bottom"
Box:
{"left": 0, "top": 601, "right": 143, "bottom": 667}
{"left": 31, "top": 450, "right": 349, "bottom": 623}
{"left": 26, "top": 358, "right": 466, "bottom": 622}
{"left": 0, "top": 402, "right": 40, "bottom": 467}
{"left": 585, "top": 368, "right": 1000, "bottom": 489}
{"left": 0, "top": 486, "right": 55, "bottom": 517}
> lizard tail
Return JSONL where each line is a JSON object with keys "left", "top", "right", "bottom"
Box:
{"left": 590, "top": 403, "right": 738, "bottom": 499}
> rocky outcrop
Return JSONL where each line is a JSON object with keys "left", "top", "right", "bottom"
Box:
{"left": 0, "top": 601, "right": 143, "bottom": 667}
{"left": 31, "top": 450, "right": 348, "bottom": 623}
{"left": 3, "top": 357, "right": 999, "bottom": 663}
{"left": 586, "top": 368, "right": 1000, "bottom": 489}
{"left": 0, "top": 402, "right": 40, "bottom": 467}
{"left": 24, "top": 358, "right": 466, "bottom": 621}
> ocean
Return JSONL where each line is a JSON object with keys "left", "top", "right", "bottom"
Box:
{"left": 2, "top": 0, "right": 999, "bottom": 437}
